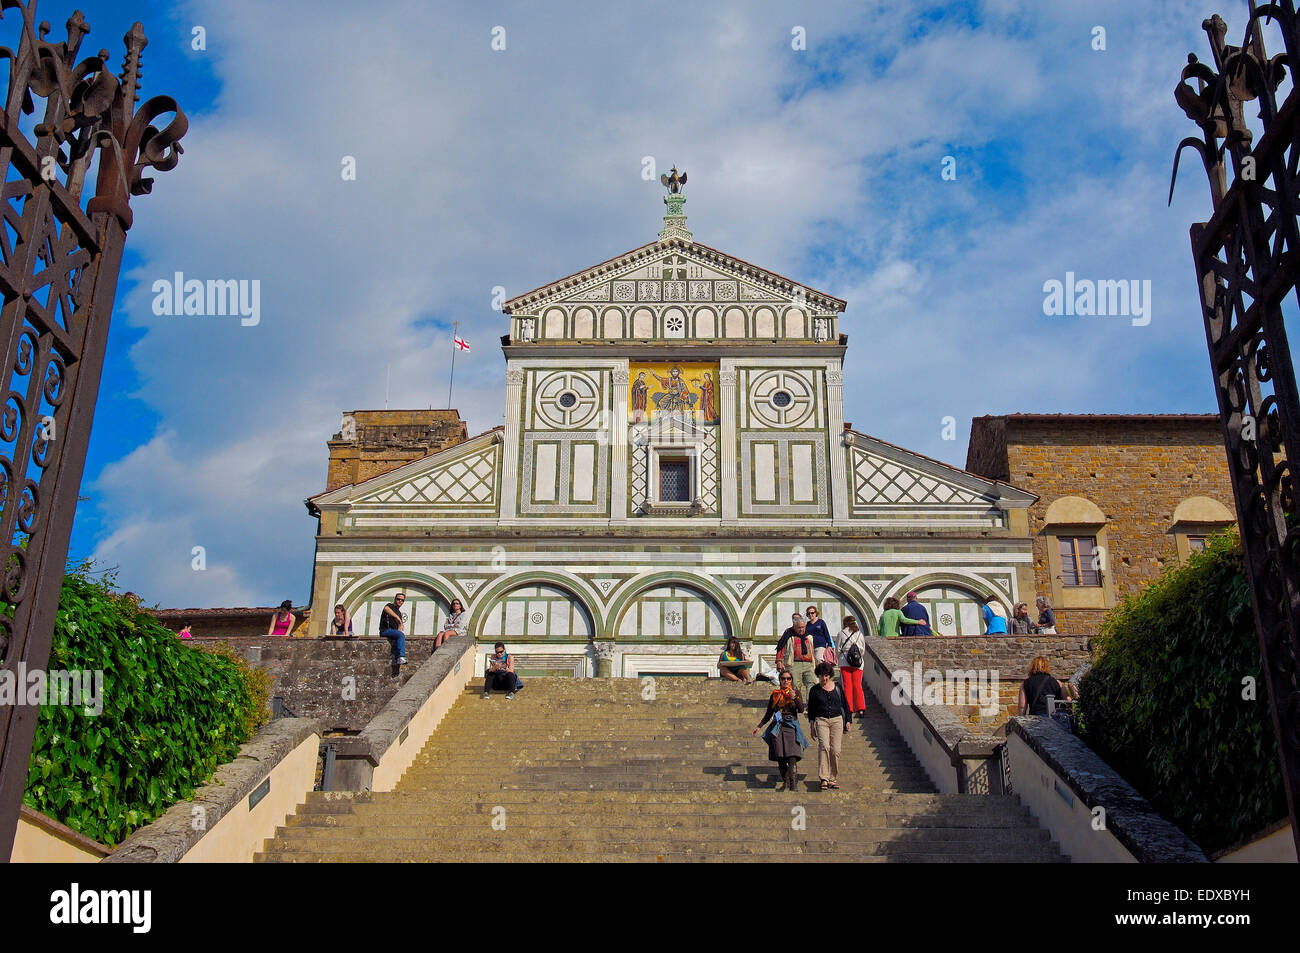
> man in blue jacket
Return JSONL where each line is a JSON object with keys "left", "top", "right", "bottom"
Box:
{"left": 900, "top": 591, "right": 932, "bottom": 637}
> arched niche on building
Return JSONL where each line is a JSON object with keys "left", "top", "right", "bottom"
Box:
{"left": 478, "top": 582, "right": 596, "bottom": 641}
{"left": 750, "top": 582, "right": 865, "bottom": 643}
{"left": 614, "top": 582, "right": 731, "bottom": 642}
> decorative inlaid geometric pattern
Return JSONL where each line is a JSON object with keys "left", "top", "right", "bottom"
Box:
{"left": 630, "top": 435, "right": 649, "bottom": 512}
{"left": 851, "top": 448, "right": 987, "bottom": 506}
{"left": 750, "top": 369, "right": 815, "bottom": 428}
{"left": 534, "top": 370, "right": 602, "bottom": 429}
{"left": 699, "top": 428, "right": 719, "bottom": 510}
{"left": 740, "top": 433, "right": 828, "bottom": 516}
{"left": 520, "top": 432, "right": 610, "bottom": 515}
{"left": 358, "top": 445, "right": 498, "bottom": 506}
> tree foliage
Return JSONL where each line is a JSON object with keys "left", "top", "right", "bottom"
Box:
{"left": 1078, "top": 531, "right": 1287, "bottom": 853}
{"left": 19, "top": 564, "right": 270, "bottom": 846}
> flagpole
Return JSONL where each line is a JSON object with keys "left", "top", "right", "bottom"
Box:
{"left": 447, "top": 320, "right": 458, "bottom": 409}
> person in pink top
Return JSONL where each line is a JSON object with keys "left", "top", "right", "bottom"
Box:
{"left": 178, "top": 624, "right": 193, "bottom": 640}
{"left": 268, "top": 600, "right": 294, "bottom": 636}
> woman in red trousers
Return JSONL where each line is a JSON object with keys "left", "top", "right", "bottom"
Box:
{"left": 835, "top": 615, "right": 866, "bottom": 719}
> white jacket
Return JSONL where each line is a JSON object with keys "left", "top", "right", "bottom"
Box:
{"left": 836, "top": 627, "right": 866, "bottom": 667}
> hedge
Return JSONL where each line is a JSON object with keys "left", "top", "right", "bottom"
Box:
{"left": 1078, "top": 530, "right": 1287, "bottom": 853}
{"left": 19, "top": 564, "right": 271, "bottom": 846}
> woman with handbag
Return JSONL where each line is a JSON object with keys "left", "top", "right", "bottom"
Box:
{"left": 805, "top": 605, "right": 835, "bottom": 665}
{"left": 835, "top": 616, "right": 867, "bottom": 718}
{"left": 752, "top": 671, "right": 807, "bottom": 791}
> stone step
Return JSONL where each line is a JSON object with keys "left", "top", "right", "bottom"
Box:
{"left": 279, "top": 817, "right": 1050, "bottom": 838}
{"left": 257, "top": 849, "right": 1066, "bottom": 863}
{"left": 298, "top": 790, "right": 1025, "bottom": 810}
{"left": 263, "top": 832, "right": 1054, "bottom": 855}
{"left": 283, "top": 807, "right": 1037, "bottom": 828}
{"left": 261, "top": 677, "right": 1065, "bottom": 863}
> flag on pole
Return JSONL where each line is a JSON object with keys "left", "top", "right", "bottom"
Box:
{"left": 454, "top": 336, "right": 470, "bottom": 351}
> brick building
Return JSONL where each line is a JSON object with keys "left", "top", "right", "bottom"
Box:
{"left": 324, "top": 409, "right": 469, "bottom": 492}
{"left": 965, "top": 414, "right": 1237, "bottom": 631}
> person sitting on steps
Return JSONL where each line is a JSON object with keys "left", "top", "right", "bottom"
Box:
{"left": 718, "top": 636, "right": 752, "bottom": 683}
{"left": 482, "top": 642, "right": 523, "bottom": 700}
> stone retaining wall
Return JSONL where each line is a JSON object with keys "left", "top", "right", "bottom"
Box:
{"left": 875, "top": 635, "right": 1092, "bottom": 731}
{"left": 188, "top": 635, "right": 439, "bottom": 732}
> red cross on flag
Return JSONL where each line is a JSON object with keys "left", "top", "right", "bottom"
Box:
{"left": 454, "top": 336, "right": 470, "bottom": 351}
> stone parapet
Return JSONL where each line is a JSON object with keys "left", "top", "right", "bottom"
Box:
{"left": 187, "top": 635, "right": 438, "bottom": 732}
{"left": 105, "top": 717, "right": 322, "bottom": 863}
{"left": 1005, "top": 716, "right": 1207, "bottom": 863}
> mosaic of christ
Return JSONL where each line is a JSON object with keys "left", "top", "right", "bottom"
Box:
{"left": 629, "top": 361, "right": 719, "bottom": 424}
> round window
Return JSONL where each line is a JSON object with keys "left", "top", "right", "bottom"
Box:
{"left": 771, "top": 390, "right": 793, "bottom": 408}
{"left": 558, "top": 392, "right": 578, "bottom": 409}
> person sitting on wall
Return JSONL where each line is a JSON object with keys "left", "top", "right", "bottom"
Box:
{"left": 379, "top": 592, "right": 407, "bottom": 666}
{"left": 434, "top": 598, "right": 468, "bottom": 652}
{"left": 483, "top": 642, "right": 523, "bottom": 699}
{"left": 718, "top": 636, "right": 752, "bottom": 683}
{"left": 900, "top": 591, "right": 932, "bottom": 637}
{"left": 268, "top": 600, "right": 295, "bottom": 637}
{"left": 330, "top": 604, "right": 354, "bottom": 638}
{"left": 981, "top": 596, "right": 1009, "bottom": 636}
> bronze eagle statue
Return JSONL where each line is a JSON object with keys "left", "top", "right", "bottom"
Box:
{"left": 660, "top": 166, "right": 687, "bottom": 193}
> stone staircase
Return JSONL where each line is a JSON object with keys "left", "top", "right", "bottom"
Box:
{"left": 257, "top": 678, "right": 1067, "bottom": 862}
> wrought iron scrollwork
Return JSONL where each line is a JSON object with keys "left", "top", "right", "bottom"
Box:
{"left": 1172, "top": 1, "right": 1300, "bottom": 856}
{"left": 0, "top": 0, "right": 186, "bottom": 860}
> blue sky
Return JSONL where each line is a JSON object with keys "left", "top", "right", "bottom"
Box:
{"left": 53, "top": 0, "right": 1288, "bottom": 608}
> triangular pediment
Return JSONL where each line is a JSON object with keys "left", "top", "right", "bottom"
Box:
{"left": 504, "top": 241, "right": 846, "bottom": 316}
{"left": 845, "top": 431, "right": 1036, "bottom": 510}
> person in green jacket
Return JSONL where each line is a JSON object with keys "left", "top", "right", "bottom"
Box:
{"left": 877, "top": 597, "right": 911, "bottom": 638}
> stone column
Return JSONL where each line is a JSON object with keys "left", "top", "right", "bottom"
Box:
{"left": 826, "top": 364, "right": 850, "bottom": 523}
{"left": 719, "top": 365, "right": 738, "bottom": 523}
{"left": 610, "top": 363, "right": 629, "bottom": 522}
{"left": 499, "top": 366, "right": 525, "bottom": 523}
{"left": 592, "top": 641, "right": 616, "bottom": 678}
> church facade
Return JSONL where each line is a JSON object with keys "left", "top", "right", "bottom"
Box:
{"left": 305, "top": 189, "right": 1038, "bottom": 676}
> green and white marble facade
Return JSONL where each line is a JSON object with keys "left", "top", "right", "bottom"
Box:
{"left": 307, "top": 196, "right": 1037, "bottom": 676}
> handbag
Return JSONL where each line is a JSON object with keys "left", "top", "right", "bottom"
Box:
{"left": 822, "top": 646, "right": 838, "bottom": 666}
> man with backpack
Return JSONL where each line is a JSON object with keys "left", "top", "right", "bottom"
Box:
{"left": 835, "top": 616, "right": 867, "bottom": 719}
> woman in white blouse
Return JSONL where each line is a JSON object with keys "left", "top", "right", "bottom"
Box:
{"left": 434, "top": 598, "right": 468, "bottom": 651}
